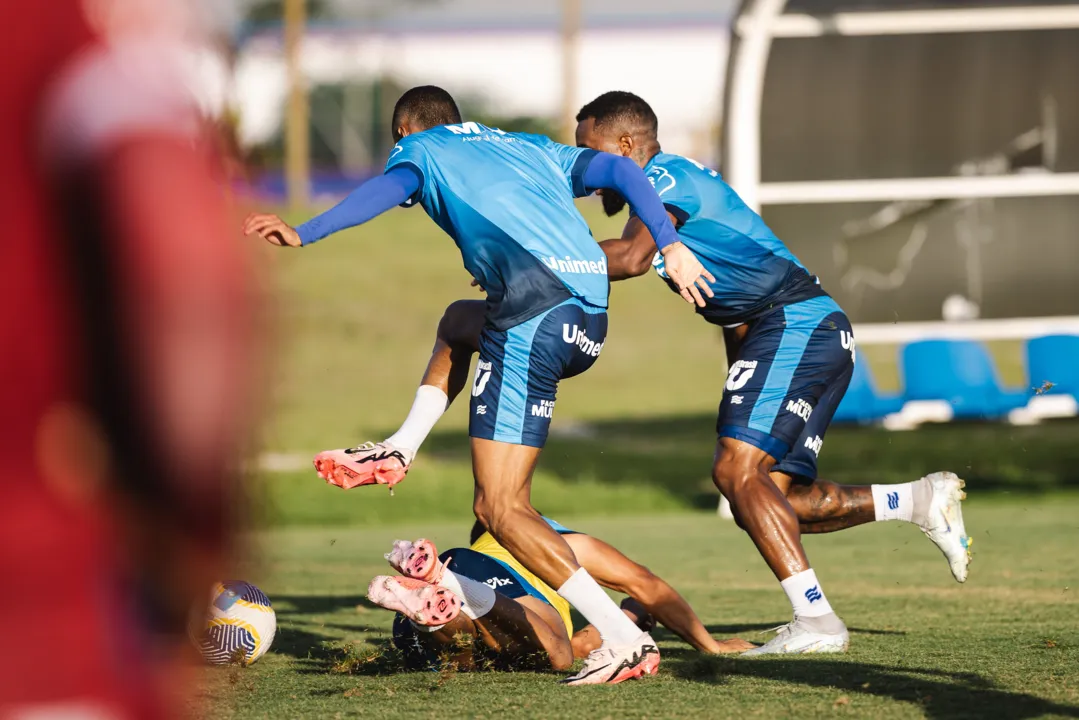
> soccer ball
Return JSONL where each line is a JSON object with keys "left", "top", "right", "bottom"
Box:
{"left": 192, "top": 581, "right": 276, "bottom": 665}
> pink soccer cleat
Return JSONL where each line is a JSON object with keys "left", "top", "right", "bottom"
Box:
{"left": 386, "top": 538, "right": 446, "bottom": 584}
{"left": 562, "top": 633, "right": 661, "bottom": 686}
{"left": 313, "top": 442, "right": 412, "bottom": 490}
{"left": 367, "top": 575, "right": 461, "bottom": 627}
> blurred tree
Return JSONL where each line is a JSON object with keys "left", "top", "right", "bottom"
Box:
{"left": 243, "top": 0, "right": 332, "bottom": 23}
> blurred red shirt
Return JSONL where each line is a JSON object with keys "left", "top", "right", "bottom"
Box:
{"left": 0, "top": 2, "right": 255, "bottom": 716}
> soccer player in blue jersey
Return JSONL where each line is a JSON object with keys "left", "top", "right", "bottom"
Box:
{"left": 573, "top": 92, "right": 972, "bottom": 654}
{"left": 244, "top": 86, "right": 716, "bottom": 684}
{"left": 352, "top": 91, "right": 973, "bottom": 656}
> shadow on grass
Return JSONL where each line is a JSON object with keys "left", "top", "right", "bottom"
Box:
{"left": 273, "top": 594, "right": 378, "bottom": 616}
{"left": 669, "top": 655, "right": 1079, "bottom": 719}
{"left": 421, "top": 415, "right": 1079, "bottom": 509}
{"left": 271, "top": 594, "right": 392, "bottom": 668}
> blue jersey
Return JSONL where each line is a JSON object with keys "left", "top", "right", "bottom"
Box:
{"left": 386, "top": 123, "right": 609, "bottom": 330}
{"left": 645, "top": 153, "right": 826, "bottom": 326}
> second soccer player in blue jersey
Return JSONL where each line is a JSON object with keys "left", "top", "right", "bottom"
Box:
{"left": 577, "top": 91, "right": 972, "bottom": 654}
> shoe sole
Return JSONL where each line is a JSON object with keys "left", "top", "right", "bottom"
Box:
{"left": 367, "top": 577, "right": 460, "bottom": 627}
{"left": 313, "top": 454, "right": 406, "bottom": 490}
{"left": 563, "top": 647, "right": 661, "bottom": 686}
{"left": 607, "top": 652, "right": 661, "bottom": 684}
{"left": 742, "top": 638, "right": 849, "bottom": 656}
{"left": 403, "top": 539, "right": 440, "bottom": 583}
{"left": 926, "top": 472, "right": 972, "bottom": 583}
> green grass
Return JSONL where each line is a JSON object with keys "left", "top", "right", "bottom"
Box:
{"left": 199, "top": 496, "right": 1079, "bottom": 719}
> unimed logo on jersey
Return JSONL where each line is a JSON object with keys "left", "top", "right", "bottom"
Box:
{"left": 841, "top": 330, "right": 857, "bottom": 362}
{"left": 563, "top": 324, "right": 604, "bottom": 357}
{"left": 542, "top": 255, "right": 608, "bottom": 276}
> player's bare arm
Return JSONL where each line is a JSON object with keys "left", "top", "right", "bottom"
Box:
{"left": 600, "top": 215, "right": 671, "bottom": 280}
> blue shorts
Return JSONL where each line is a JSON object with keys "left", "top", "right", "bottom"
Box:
{"left": 470, "top": 298, "right": 608, "bottom": 447}
{"left": 718, "top": 296, "right": 855, "bottom": 479}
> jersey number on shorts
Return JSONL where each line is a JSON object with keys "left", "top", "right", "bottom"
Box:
{"left": 725, "top": 360, "right": 758, "bottom": 392}
{"left": 473, "top": 361, "right": 493, "bottom": 397}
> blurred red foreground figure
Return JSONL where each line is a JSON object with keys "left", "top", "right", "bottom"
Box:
{"left": 0, "top": 1, "right": 259, "bottom": 716}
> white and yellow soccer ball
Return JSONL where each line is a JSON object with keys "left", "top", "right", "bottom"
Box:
{"left": 192, "top": 581, "right": 276, "bottom": 665}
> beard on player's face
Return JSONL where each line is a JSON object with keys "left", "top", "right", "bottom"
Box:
{"left": 601, "top": 190, "right": 627, "bottom": 217}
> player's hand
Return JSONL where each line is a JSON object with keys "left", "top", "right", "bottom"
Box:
{"left": 660, "top": 241, "right": 715, "bottom": 307}
{"left": 712, "top": 638, "right": 757, "bottom": 654}
{"left": 470, "top": 278, "right": 486, "bottom": 293}
{"left": 243, "top": 213, "right": 302, "bottom": 248}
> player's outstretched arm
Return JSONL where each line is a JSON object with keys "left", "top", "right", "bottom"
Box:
{"left": 243, "top": 167, "right": 420, "bottom": 247}
{"left": 581, "top": 154, "right": 714, "bottom": 305}
{"left": 564, "top": 534, "right": 750, "bottom": 654}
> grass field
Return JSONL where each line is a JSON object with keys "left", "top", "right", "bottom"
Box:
{"left": 208, "top": 202, "right": 1079, "bottom": 717}
{"left": 200, "top": 497, "right": 1079, "bottom": 719}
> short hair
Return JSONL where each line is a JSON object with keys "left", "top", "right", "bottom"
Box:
{"left": 576, "top": 91, "right": 658, "bottom": 140}
{"left": 392, "top": 86, "right": 462, "bottom": 139}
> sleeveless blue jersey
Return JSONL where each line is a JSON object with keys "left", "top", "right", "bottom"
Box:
{"left": 386, "top": 123, "right": 609, "bottom": 330}
{"left": 644, "top": 152, "right": 826, "bottom": 326}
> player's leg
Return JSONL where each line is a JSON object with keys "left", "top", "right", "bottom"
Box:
{"left": 314, "top": 299, "right": 484, "bottom": 488}
{"left": 771, "top": 350, "right": 973, "bottom": 582}
{"left": 712, "top": 298, "right": 851, "bottom": 655}
{"left": 564, "top": 533, "right": 755, "bottom": 656}
{"left": 469, "top": 300, "right": 658, "bottom": 685}
{"left": 767, "top": 357, "right": 874, "bottom": 532}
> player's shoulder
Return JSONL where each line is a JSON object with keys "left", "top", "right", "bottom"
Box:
{"left": 643, "top": 153, "right": 702, "bottom": 200}
{"left": 650, "top": 152, "right": 721, "bottom": 181}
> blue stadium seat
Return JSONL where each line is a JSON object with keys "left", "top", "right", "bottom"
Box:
{"left": 833, "top": 359, "right": 903, "bottom": 424}
{"left": 900, "top": 340, "right": 1028, "bottom": 419}
{"left": 1026, "top": 335, "right": 1079, "bottom": 398}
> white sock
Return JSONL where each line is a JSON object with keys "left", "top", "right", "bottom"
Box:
{"left": 557, "top": 568, "right": 642, "bottom": 646}
{"left": 438, "top": 569, "right": 496, "bottom": 620}
{"left": 781, "top": 569, "right": 834, "bottom": 619}
{"left": 871, "top": 481, "right": 924, "bottom": 524}
{"left": 385, "top": 385, "right": 449, "bottom": 456}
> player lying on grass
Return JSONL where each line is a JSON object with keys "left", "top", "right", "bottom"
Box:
{"left": 245, "top": 86, "right": 719, "bottom": 684}
{"left": 367, "top": 518, "right": 752, "bottom": 674}
{"left": 314, "top": 91, "right": 973, "bottom": 657}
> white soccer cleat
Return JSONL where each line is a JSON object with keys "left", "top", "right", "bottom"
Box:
{"left": 919, "top": 471, "right": 972, "bottom": 583}
{"left": 741, "top": 619, "right": 849, "bottom": 656}
{"left": 561, "top": 633, "right": 660, "bottom": 686}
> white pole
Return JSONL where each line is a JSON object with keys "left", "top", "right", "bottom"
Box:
{"left": 725, "top": 0, "right": 788, "bottom": 212}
